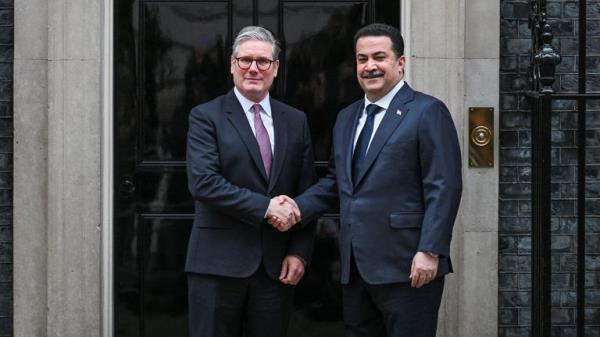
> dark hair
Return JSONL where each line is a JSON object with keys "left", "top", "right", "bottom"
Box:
{"left": 353, "top": 23, "right": 404, "bottom": 57}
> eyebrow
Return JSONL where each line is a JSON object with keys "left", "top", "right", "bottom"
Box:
{"left": 237, "top": 56, "right": 271, "bottom": 59}
{"left": 356, "top": 51, "right": 388, "bottom": 58}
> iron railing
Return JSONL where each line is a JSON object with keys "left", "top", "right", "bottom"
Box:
{"left": 525, "top": 0, "right": 591, "bottom": 336}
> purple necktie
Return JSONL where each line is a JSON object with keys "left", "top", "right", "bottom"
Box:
{"left": 251, "top": 104, "right": 272, "bottom": 177}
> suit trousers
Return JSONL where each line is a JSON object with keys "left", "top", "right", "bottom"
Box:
{"left": 343, "top": 254, "right": 444, "bottom": 337}
{"left": 187, "top": 264, "right": 294, "bottom": 337}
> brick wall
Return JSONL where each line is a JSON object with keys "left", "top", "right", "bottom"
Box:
{"left": 0, "top": 0, "right": 12, "bottom": 335}
{"left": 500, "top": 1, "right": 600, "bottom": 336}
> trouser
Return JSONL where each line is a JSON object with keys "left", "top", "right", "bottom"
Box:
{"left": 187, "top": 264, "right": 294, "bottom": 337}
{"left": 343, "top": 255, "right": 444, "bottom": 337}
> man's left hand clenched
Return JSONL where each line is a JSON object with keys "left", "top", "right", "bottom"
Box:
{"left": 409, "top": 251, "right": 439, "bottom": 288}
{"left": 279, "top": 255, "right": 305, "bottom": 285}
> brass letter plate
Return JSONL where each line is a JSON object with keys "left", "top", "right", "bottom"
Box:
{"left": 469, "top": 107, "right": 494, "bottom": 168}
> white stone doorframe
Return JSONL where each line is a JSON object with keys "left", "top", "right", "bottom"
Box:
{"left": 402, "top": 1, "right": 500, "bottom": 337}
{"left": 14, "top": 0, "right": 110, "bottom": 335}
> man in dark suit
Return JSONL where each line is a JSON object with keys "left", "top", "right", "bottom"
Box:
{"left": 185, "top": 26, "right": 315, "bottom": 337}
{"left": 271, "top": 23, "right": 462, "bottom": 337}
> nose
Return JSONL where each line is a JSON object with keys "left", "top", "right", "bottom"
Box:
{"left": 248, "top": 60, "right": 259, "bottom": 72}
{"left": 365, "top": 58, "right": 377, "bottom": 70}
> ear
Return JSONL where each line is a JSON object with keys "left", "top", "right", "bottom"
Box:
{"left": 272, "top": 60, "right": 280, "bottom": 77}
{"left": 397, "top": 55, "right": 406, "bottom": 69}
{"left": 230, "top": 57, "right": 236, "bottom": 75}
{"left": 397, "top": 55, "right": 406, "bottom": 77}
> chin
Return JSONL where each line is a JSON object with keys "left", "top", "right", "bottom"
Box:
{"left": 364, "top": 85, "right": 383, "bottom": 94}
{"left": 360, "top": 81, "right": 380, "bottom": 89}
{"left": 241, "top": 89, "right": 266, "bottom": 100}
{"left": 243, "top": 86, "right": 264, "bottom": 93}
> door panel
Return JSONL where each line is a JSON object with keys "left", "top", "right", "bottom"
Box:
{"left": 115, "top": 2, "right": 231, "bottom": 336}
{"left": 141, "top": 3, "right": 229, "bottom": 162}
{"left": 281, "top": 2, "right": 367, "bottom": 161}
{"left": 140, "top": 216, "right": 192, "bottom": 337}
{"left": 115, "top": 1, "right": 399, "bottom": 336}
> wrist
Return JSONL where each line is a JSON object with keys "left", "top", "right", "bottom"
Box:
{"left": 287, "top": 254, "right": 306, "bottom": 266}
{"left": 422, "top": 251, "right": 439, "bottom": 258}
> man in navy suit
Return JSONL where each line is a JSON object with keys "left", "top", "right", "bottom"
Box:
{"left": 185, "top": 26, "right": 315, "bottom": 337}
{"left": 271, "top": 23, "right": 462, "bottom": 337}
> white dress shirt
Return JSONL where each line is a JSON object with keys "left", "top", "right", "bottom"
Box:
{"left": 352, "top": 80, "right": 405, "bottom": 151}
{"left": 234, "top": 87, "right": 275, "bottom": 153}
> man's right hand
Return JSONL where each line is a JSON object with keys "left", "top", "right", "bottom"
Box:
{"left": 266, "top": 195, "right": 301, "bottom": 231}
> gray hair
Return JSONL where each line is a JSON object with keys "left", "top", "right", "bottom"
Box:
{"left": 232, "top": 26, "right": 280, "bottom": 60}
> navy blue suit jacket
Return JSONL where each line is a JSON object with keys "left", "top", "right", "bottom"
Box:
{"left": 185, "top": 90, "right": 316, "bottom": 280}
{"left": 295, "top": 83, "right": 462, "bottom": 285}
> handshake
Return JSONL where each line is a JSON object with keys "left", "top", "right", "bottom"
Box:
{"left": 266, "top": 195, "right": 301, "bottom": 232}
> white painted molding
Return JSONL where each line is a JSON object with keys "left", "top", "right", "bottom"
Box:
{"left": 101, "top": 0, "right": 114, "bottom": 335}
{"left": 401, "top": 0, "right": 411, "bottom": 83}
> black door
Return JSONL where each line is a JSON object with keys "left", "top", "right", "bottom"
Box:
{"left": 114, "top": 1, "right": 400, "bottom": 336}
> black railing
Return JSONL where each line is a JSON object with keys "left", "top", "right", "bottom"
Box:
{"left": 525, "top": 0, "right": 590, "bottom": 336}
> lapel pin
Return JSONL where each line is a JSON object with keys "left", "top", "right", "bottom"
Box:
{"left": 396, "top": 109, "right": 402, "bottom": 117}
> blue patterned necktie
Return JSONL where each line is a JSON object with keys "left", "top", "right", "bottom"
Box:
{"left": 352, "top": 104, "right": 380, "bottom": 184}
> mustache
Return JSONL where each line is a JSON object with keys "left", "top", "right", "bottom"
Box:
{"left": 362, "top": 71, "right": 384, "bottom": 79}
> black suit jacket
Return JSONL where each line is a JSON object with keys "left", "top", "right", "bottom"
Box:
{"left": 185, "top": 90, "right": 316, "bottom": 280}
{"left": 296, "top": 83, "right": 462, "bottom": 284}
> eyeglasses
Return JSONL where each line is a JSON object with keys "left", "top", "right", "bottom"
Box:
{"left": 234, "top": 57, "right": 276, "bottom": 71}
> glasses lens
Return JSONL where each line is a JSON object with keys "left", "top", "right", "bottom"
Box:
{"left": 238, "top": 57, "right": 252, "bottom": 69}
{"left": 256, "top": 59, "right": 270, "bottom": 70}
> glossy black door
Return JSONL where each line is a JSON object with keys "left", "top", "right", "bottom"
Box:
{"left": 114, "top": 1, "right": 399, "bottom": 336}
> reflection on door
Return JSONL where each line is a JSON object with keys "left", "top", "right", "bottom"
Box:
{"left": 114, "top": 1, "right": 399, "bottom": 336}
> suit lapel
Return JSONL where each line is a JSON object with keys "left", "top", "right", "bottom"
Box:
{"left": 344, "top": 102, "right": 364, "bottom": 187}
{"left": 224, "top": 90, "right": 269, "bottom": 183}
{"left": 354, "top": 84, "right": 415, "bottom": 187}
{"left": 268, "top": 100, "right": 288, "bottom": 193}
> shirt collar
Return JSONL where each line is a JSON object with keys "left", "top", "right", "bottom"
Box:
{"left": 364, "top": 79, "right": 405, "bottom": 111}
{"left": 234, "top": 87, "right": 272, "bottom": 117}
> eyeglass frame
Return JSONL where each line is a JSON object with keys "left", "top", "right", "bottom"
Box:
{"left": 233, "top": 56, "right": 277, "bottom": 71}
